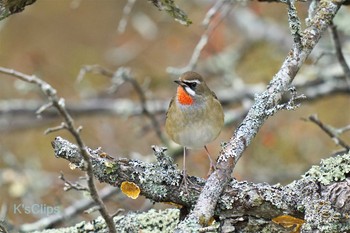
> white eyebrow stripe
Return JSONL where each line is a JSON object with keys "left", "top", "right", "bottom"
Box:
{"left": 183, "top": 79, "right": 200, "bottom": 84}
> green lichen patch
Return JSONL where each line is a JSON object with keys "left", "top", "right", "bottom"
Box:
{"left": 112, "top": 208, "right": 180, "bottom": 232}
{"left": 303, "top": 152, "right": 350, "bottom": 185}
{"left": 32, "top": 209, "right": 180, "bottom": 233}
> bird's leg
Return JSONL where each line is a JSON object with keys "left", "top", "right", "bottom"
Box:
{"left": 181, "top": 146, "right": 190, "bottom": 193}
{"left": 204, "top": 145, "right": 216, "bottom": 177}
{"left": 180, "top": 147, "right": 201, "bottom": 194}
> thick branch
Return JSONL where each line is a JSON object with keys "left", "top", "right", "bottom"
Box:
{"left": 51, "top": 137, "right": 350, "bottom": 232}
{"left": 180, "top": 1, "right": 344, "bottom": 231}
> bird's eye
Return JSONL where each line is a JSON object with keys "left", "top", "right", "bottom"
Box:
{"left": 186, "top": 82, "right": 197, "bottom": 90}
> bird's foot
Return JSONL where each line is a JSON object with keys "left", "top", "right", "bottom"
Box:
{"left": 181, "top": 169, "right": 201, "bottom": 194}
{"left": 206, "top": 160, "right": 217, "bottom": 178}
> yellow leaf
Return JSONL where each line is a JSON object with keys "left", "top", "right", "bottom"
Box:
{"left": 272, "top": 215, "right": 305, "bottom": 233}
{"left": 121, "top": 181, "right": 140, "bottom": 199}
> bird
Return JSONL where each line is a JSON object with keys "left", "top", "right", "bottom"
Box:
{"left": 165, "top": 71, "right": 224, "bottom": 191}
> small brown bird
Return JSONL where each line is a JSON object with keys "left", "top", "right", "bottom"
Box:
{"left": 165, "top": 71, "right": 224, "bottom": 189}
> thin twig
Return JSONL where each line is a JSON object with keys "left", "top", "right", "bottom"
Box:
{"left": 167, "top": 0, "right": 233, "bottom": 75}
{"left": 36, "top": 101, "right": 53, "bottom": 115}
{"left": 77, "top": 65, "right": 167, "bottom": 144}
{"left": 265, "top": 86, "right": 306, "bottom": 115}
{"left": 114, "top": 68, "right": 167, "bottom": 144}
{"left": 111, "top": 208, "right": 125, "bottom": 218}
{"left": 117, "top": 0, "right": 137, "bottom": 34}
{"left": 0, "top": 224, "right": 8, "bottom": 233}
{"left": 329, "top": 21, "right": 350, "bottom": 87}
{"left": 202, "top": 0, "right": 228, "bottom": 28}
{"left": 0, "top": 204, "right": 9, "bottom": 233}
{"left": 44, "top": 122, "right": 68, "bottom": 135}
{"left": 0, "top": 67, "right": 117, "bottom": 233}
{"left": 19, "top": 186, "right": 118, "bottom": 232}
{"left": 59, "top": 172, "right": 89, "bottom": 192}
{"left": 337, "top": 125, "right": 350, "bottom": 134}
{"left": 308, "top": 115, "right": 350, "bottom": 151}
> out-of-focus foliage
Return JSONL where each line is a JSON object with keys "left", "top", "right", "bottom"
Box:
{"left": 148, "top": 0, "right": 192, "bottom": 26}
{"left": 0, "top": 0, "right": 36, "bottom": 20}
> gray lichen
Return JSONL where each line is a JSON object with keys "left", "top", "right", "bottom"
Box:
{"left": 52, "top": 137, "right": 350, "bottom": 232}
{"left": 32, "top": 209, "right": 180, "bottom": 233}
{"left": 297, "top": 152, "right": 350, "bottom": 232}
{"left": 303, "top": 152, "right": 350, "bottom": 185}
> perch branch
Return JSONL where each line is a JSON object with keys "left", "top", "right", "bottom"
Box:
{"left": 51, "top": 137, "right": 350, "bottom": 232}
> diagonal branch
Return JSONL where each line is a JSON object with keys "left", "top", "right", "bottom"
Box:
{"left": 167, "top": 0, "right": 233, "bottom": 75}
{"left": 308, "top": 114, "right": 350, "bottom": 151}
{"left": 329, "top": 21, "right": 350, "bottom": 86}
{"left": 176, "top": 0, "right": 345, "bottom": 231}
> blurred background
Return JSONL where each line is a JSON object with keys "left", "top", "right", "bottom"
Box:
{"left": 0, "top": 0, "right": 350, "bottom": 230}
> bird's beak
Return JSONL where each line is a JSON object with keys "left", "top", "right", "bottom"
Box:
{"left": 174, "top": 80, "right": 185, "bottom": 87}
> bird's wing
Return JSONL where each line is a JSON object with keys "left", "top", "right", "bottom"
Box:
{"left": 165, "top": 97, "right": 175, "bottom": 119}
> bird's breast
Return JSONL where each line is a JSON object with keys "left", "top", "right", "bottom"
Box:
{"left": 169, "top": 100, "right": 223, "bottom": 148}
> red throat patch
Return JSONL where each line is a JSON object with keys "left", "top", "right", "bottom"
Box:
{"left": 177, "top": 86, "right": 193, "bottom": 105}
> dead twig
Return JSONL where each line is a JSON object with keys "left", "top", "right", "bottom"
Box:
{"left": 117, "top": 0, "right": 137, "bottom": 34}
{"left": 167, "top": 0, "right": 233, "bottom": 75}
{"left": 59, "top": 172, "right": 89, "bottom": 192}
{"left": 329, "top": 22, "right": 350, "bottom": 87}
{"left": 0, "top": 67, "right": 117, "bottom": 233}
{"left": 77, "top": 65, "right": 167, "bottom": 144}
{"left": 19, "top": 186, "right": 118, "bottom": 232}
{"left": 307, "top": 114, "right": 350, "bottom": 151}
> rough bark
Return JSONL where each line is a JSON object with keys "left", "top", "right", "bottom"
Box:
{"left": 49, "top": 137, "right": 350, "bottom": 232}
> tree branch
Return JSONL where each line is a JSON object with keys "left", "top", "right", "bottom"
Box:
{"left": 1, "top": 74, "right": 349, "bottom": 132}
{"left": 19, "top": 186, "right": 118, "bottom": 232}
{"left": 77, "top": 65, "right": 167, "bottom": 144}
{"left": 0, "top": 67, "right": 117, "bottom": 233}
{"left": 176, "top": 1, "right": 345, "bottom": 231}
{"left": 167, "top": 0, "right": 232, "bottom": 75}
{"left": 51, "top": 136, "right": 350, "bottom": 232}
{"left": 329, "top": 21, "right": 350, "bottom": 86}
{"left": 307, "top": 114, "right": 350, "bottom": 151}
